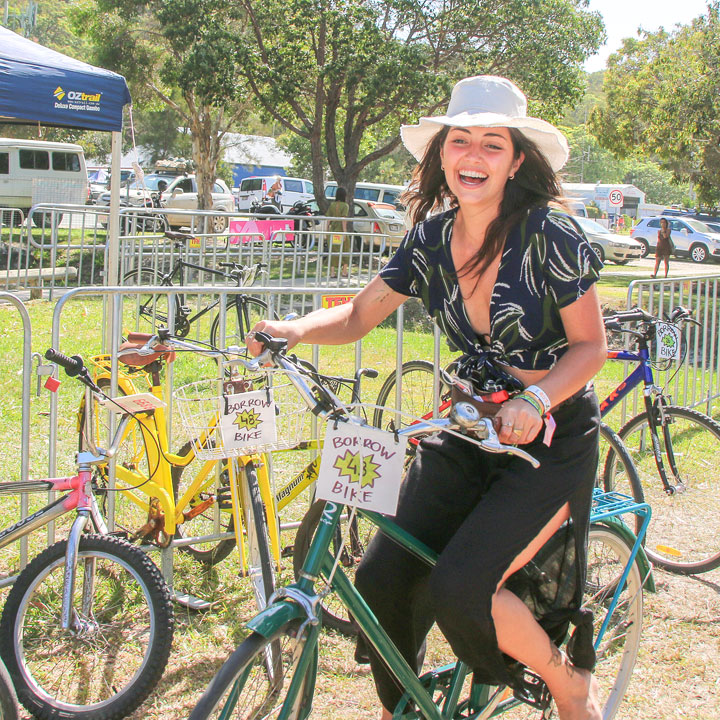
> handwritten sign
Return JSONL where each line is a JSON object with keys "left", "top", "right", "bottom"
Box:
{"left": 655, "top": 322, "right": 681, "bottom": 361}
{"left": 316, "top": 423, "right": 407, "bottom": 515}
{"left": 220, "top": 389, "right": 277, "bottom": 451}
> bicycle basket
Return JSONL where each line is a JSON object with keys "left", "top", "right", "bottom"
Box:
{"left": 173, "top": 372, "right": 308, "bottom": 460}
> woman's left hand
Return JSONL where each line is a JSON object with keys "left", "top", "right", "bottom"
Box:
{"left": 495, "top": 397, "right": 543, "bottom": 445}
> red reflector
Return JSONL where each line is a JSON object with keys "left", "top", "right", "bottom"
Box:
{"left": 373, "top": 222, "right": 380, "bottom": 233}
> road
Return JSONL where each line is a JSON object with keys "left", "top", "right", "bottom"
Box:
{"left": 602, "top": 256, "right": 720, "bottom": 278}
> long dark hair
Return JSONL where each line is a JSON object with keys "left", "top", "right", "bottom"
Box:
{"left": 402, "top": 126, "right": 562, "bottom": 280}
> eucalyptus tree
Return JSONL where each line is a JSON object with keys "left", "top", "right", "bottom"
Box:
{"left": 235, "top": 0, "right": 604, "bottom": 207}
{"left": 590, "top": 2, "right": 720, "bottom": 206}
{"left": 73, "top": 0, "right": 252, "bottom": 211}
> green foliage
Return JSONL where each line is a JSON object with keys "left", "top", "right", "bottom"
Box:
{"left": 589, "top": 3, "right": 720, "bottom": 206}
{"left": 235, "top": 0, "right": 604, "bottom": 207}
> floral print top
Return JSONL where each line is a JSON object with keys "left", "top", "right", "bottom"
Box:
{"left": 379, "top": 206, "right": 602, "bottom": 371}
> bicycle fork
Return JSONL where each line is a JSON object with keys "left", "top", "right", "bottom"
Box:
{"left": 644, "top": 392, "right": 684, "bottom": 495}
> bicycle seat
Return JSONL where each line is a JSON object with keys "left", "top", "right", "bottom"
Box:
{"left": 118, "top": 333, "right": 176, "bottom": 367}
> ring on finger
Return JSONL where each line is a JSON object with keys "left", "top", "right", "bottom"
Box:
{"left": 501, "top": 422, "right": 513, "bottom": 427}
{"left": 512, "top": 427, "right": 523, "bottom": 435}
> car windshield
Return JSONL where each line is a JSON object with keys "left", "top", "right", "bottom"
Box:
{"left": 575, "top": 216, "right": 611, "bottom": 234}
{"left": 127, "top": 174, "right": 174, "bottom": 191}
{"left": 686, "top": 219, "right": 712, "bottom": 232}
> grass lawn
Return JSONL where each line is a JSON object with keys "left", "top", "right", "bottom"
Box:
{"left": 0, "top": 271, "right": 718, "bottom": 720}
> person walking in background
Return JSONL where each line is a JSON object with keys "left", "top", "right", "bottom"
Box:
{"left": 326, "top": 187, "right": 350, "bottom": 278}
{"left": 653, "top": 217, "right": 673, "bottom": 278}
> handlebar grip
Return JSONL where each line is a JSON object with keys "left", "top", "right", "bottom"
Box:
{"left": 44, "top": 349, "right": 85, "bottom": 377}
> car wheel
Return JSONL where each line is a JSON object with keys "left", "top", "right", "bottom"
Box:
{"left": 635, "top": 238, "right": 650, "bottom": 258}
{"left": 690, "top": 243, "right": 709, "bottom": 263}
{"left": 211, "top": 214, "right": 229, "bottom": 233}
{"left": 590, "top": 243, "right": 605, "bottom": 263}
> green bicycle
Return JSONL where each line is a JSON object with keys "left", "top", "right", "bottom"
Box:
{"left": 189, "top": 333, "right": 653, "bottom": 720}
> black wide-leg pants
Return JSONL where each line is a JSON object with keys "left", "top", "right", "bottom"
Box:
{"left": 354, "top": 389, "right": 600, "bottom": 711}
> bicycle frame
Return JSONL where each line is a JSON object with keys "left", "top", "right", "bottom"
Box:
{"left": 244, "top": 489, "right": 652, "bottom": 720}
{"left": 86, "top": 356, "right": 283, "bottom": 568}
{"left": 601, "top": 347, "right": 681, "bottom": 494}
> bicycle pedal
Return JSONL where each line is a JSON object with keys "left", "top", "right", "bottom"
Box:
{"left": 216, "top": 486, "right": 232, "bottom": 508}
{"left": 281, "top": 544, "right": 295, "bottom": 558}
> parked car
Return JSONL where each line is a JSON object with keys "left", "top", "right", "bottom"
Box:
{"left": 350, "top": 199, "right": 406, "bottom": 252}
{"left": 97, "top": 173, "right": 235, "bottom": 232}
{"left": 631, "top": 216, "right": 720, "bottom": 263}
{"left": 304, "top": 198, "right": 406, "bottom": 253}
{"left": 325, "top": 181, "right": 407, "bottom": 210}
{"left": 235, "top": 176, "right": 314, "bottom": 212}
{"left": 570, "top": 215, "right": 643, "bottom": 264}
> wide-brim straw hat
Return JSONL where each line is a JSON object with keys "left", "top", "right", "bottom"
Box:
{"left": 401, "top": 76, "right": 569, "bottom": 172}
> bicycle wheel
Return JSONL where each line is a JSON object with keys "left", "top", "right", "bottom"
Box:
{"left": 172, "top": 441, "right": 236, "bottom": 565}
{"left": 373, "top": 360, "right": 449, "bottom": 430}
{"left": 0, "top": 534, "right": 174, "bottom": 720}
{"left": 242, "top": 460, "right": 276, "bottom": 609}
{"left": 209, "top": 296, "right": 276, "bottom": 350}
{"left": 188, "top": 621, "right": 314, "bottom": 720}
{"left": 598, "top": 423, "right": 641, "bottom": 495}
{"left": 585, "top": 524, "right": 644, "bottom": 719}
{"left": 293, "top": 500, "right": 375, "bottom": 636}
{"left": 0, "top": 656, "right": 19, "bottom": 720}
{"left": 499, "top": 523, "right": 643, "bottom": 720}
{"left": 123, "top": 267, "right": 185, "bottom": 335}
{"left": 610, "top": 404, "right": 720, "bottom": 573}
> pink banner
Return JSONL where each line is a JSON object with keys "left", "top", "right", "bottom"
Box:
{"left": 229, "top": 218, "right": 294, "bottom": 244}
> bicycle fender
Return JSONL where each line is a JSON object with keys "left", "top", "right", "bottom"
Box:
{"left": 595, "top": 518, "right": 656, "bottom": 593}
{"left": 246, "top": 599, "right": 306, "bottom": 637}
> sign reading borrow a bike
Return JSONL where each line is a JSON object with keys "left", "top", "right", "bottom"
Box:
{"left": 316, "top": 423, "right": 407, "bottom": 514}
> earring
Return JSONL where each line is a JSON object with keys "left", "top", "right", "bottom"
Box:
{"left": 508, "top": 173, "right": 515, "bottom": 180}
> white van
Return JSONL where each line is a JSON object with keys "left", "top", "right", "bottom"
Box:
{"left": 235, "top": 175, "right": 314, "bottom": 212}
{"left": 325, "top": 181, "right": 408, "bottom": 210}
{"left": 0, "top": 138, "right": 87, "bottom": 222}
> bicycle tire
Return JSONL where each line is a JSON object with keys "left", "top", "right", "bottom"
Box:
{"left": 188, "top": 619, "right": 314, "bottom": 720}
{"left": 609, "top": 404, "right": 720, "bottom": 573}
{"left": 171, "top": 441, "right": 236, "bottom": 565}
{"left": 373, "top": 360, "right": 450, "bottom": 430}
{"left": 0, "top": 656, "right": 19, "bottom": 720}
{"left": 243, "top": 460, "right": 276, "bottom": 609}
{"left": 598, "top": 422, "right": 642, "bottom": 495}
{"left": 499, "top": 523, "right": 644, "bottom": 720}
{"left": 0, "top": 534, "right": 174, "bottom": 720}
{"left": 293, "top": 500, "right": 374, "bottom": 636}
{"left": 123, "top": 267, "right": 185, "bottom": 335}
{"left": 209, "top": 296, "right": 277, "bottom": 350}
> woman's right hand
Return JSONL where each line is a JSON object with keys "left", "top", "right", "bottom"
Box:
{"left": 245, "top": 320, "right": 301, "bottom": 357}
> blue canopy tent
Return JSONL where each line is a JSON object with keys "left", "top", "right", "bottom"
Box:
{"left": 0, "top": 26, "right": 131, "bottom": 282}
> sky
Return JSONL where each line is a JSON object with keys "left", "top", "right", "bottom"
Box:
{"left": 584, "top": 0, "right": 711, "bottom": 72}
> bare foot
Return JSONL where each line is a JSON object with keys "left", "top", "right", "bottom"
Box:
{"left": 555, "top": 668, "right": 601, "bottom": 720}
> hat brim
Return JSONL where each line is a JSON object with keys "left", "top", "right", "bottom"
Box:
{"left": 401, "top": 113, "right": 569, "bottom": 173}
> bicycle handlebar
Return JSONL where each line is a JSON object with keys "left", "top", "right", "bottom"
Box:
{"left": 45, "top": 348, "right": 85, "bottom": 376}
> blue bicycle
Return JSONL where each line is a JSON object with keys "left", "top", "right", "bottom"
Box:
{"left": 601, "top": 306, "right": 720, "bottom": 574}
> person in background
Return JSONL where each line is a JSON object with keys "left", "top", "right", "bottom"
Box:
{"left": 247, "top": 75, "right": 605, "bottom": 719}
{"left": 326, "top": 186, "right": 350, "bottom": 278}
{"left": 653, "top": 217, "right": 673, "bottom": 278}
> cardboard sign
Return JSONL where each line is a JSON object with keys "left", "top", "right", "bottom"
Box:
{"left": 655, "top": 322, "right": 682, "bottom": 361}
{"left": 316, "top": 423, "right": 407, "bottom": 515}
{"left": 108, "top": 393, "right": 166, "bottom": 414}
{"left": 220, "top": 389, "right": 277, "bottom": 451}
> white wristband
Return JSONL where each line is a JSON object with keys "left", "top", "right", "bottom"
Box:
{"left": 525, "top": 384, "right": 551, "bottom": 413}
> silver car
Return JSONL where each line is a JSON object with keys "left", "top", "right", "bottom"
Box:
{"left": 631, "top": 216, "right": 720, "bottom": 263}
{"left": 572, "top": 216, "right": 643, "bottom": 265}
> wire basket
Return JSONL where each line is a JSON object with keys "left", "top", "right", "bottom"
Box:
{"left": 173, "top": 373, "right": 309, "bottom": 460}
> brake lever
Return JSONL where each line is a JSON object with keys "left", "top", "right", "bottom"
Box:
{"left": 474, "top": 417, "right": 541, "bottom": 468}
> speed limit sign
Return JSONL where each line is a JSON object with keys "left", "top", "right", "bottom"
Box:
{"left": 608, "top": 189, "right": 624, "bottom": 206}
